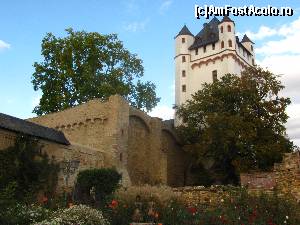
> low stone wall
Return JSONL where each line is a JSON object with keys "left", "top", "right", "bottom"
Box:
{"left": 173, "top": 185, "right": 239, "bottom": 206}
{"left": 241, "top": 151, "right": 300, "bottom": 201}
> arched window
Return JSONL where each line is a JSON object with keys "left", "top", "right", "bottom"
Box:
{"left": 220, "top": 26, "right": 223, "bottom": 33}
{"left": 227, "top": 25, "right": 231, "bottom": 32}
{"left": 228, "top": 39, "right": 232, "bottom": 47}
{"left": 221, "top": 41, "right": 224, "bottom": 49}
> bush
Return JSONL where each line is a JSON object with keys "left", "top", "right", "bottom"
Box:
{"left": 0, "top": 204, "right": 51, "bottom": 225}
{"left": 74, "top": 168, "right": 121, "bottom": 206}
{"left": 35, "top": 204, "right": 109, "bottom": 225}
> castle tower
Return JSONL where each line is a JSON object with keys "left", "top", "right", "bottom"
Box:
{"left": 174, "top": 25, "right": 194, "bottom": 113}
{"left": 174, "top": 17, "right": 255, "bottom": 126}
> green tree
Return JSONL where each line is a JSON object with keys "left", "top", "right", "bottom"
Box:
{"left": 176, "top": 66, "right": 294, "bottom": 185}
{"left": 32, "top": 28, "right": 160, "bottom": 115}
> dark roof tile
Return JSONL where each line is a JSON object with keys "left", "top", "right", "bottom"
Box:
{"left": 176, "top": 25, "right": 193, "bottom": 37}
{"left": 0, "top": 113, "right": 70, "bottom": 145}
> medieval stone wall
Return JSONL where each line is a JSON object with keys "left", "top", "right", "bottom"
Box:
{"left": 26, "top": 95, "right": 188, "bottom": 187}
{"left": 241, "top": 151, "right": 300, "bottom": 201}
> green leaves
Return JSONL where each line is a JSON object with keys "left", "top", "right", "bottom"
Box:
{"left": 32, "top": 28, "right": 159, "bottom": 115}
{"left": 176, "top": 66, "right": 294, "bottom": 184}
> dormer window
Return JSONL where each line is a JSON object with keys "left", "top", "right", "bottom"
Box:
{"left": 182, "top": 38, "right": 185, "bottom": 43}
{"left": 228, "top": 40, "right": 232, "bottom": 47}
{"left": 203, "top": 46, "right": 206, "bottom": 53}
{"left": 212, "top": 43, "right": 215, "bottom": 50}
{"left": 251, "top": 45, "right": 253, "bottom": 51}
{"left": 195, "top": 48, "right": 198, "bottom": 55}
{"left": 252, "top": 58, "right": 255, "bottom": 65}
{"left": 220, "top": 26, "right": 223, "bottom": 33}
{"left": 227, "top": 25, "right": 231, "bottom": 32}
{"left": 182, "top": 56, "right": 186, "bottom": 62}
{"left": 221, "top": 41, "right": 224, "bottom": 49}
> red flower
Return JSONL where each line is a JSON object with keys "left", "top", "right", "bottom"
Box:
{"left": 187, "top": 206, "right": 197, "bottom": 215}
{"left": 109, "top": 199, "right": 118, "bottom": 209}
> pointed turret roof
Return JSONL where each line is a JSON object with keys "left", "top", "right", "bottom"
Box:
{"left": 176, "top": 25, "right": 193, "bottom": 37}
{"left": 220, "top": 15, "right": 234, "bottom": 23}
{"left": 241, "top": 34, "right": 254, "bottom": 44}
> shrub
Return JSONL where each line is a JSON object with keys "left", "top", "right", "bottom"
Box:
{"left": 74, "top": 168, "right": 121, "bottom": 206}
{"left": 35, "top": 204, "right": 109, "bottom": 225}
{"left": 0, "top": 204, "right": 51, "bottom": 225}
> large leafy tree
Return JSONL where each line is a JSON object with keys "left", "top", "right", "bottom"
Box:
{"left": 32, "top": 28, "right": 160, "bottom": 115}
{"left": 176, "top": 66, "right": 294, "bottom": 185}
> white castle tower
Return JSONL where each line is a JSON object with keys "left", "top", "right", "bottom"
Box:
{"left": 174, "top": 16, "right": 255, "bottom": 126}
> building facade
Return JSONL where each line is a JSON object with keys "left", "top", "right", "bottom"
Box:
{"left": 175, "top": 16, "right": 255, "bottom": 126}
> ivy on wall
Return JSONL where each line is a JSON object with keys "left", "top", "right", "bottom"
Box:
{"left": 0, "top": 134, "right": 59, "bottom": 203}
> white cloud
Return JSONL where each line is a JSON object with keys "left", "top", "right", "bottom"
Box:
{"left": 243, "top": 26, "right": 277, "bottom": 40}
{"left": 0, "top": 40, "right": 10, "bottom": 50}
{"left": 149, "top": 105, "right": 174, "bottom": 120}
{"left": 123, "top": 19, "right": 149, "bottom": 32}
{"left": 159, "top": 0, "right": 172, "bottom": 14}
{"left": 251, "top": 17, "right": 300, "bottom": 147}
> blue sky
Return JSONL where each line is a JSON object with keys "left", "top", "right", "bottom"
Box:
{"left": 1, "top": 0, "right": 300, "bottom": 145}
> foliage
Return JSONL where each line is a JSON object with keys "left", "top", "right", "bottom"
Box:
{"left": 0, "top": 135, "right": 59, "bottom": 203}
{"left": 32, "top": 28, "right": 160, "bottom": 115}
{"left": 35, "top": 204, "right": 109, "bottom": 225}
{"left": 0, "top": 203, "right": 51, "bottom": 225}
{"left": 105, "top": 187, "right": 300, "bottom": 225}
{"left": 74, "top": 168, "right": 121, "bottom": 206}
{"left": 176, "top": 66, "right": 294, "bottom": 184}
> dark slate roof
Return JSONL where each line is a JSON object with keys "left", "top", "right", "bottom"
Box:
{"left": 189, "top": 17, "right": 220, "bottom": 50}
{"left": 176, "top": 25, "right": 193, "bottom": 37}
{"left": 241, "top": 34, "right": 254, "bottom": 44}
{"left": 220, "top": 16, "right": 234, "bottom": 23}
{"left": 0, "top": 113, "right": 70, "bottom": 145}
{"left": 236, "top": 36, "right": 253, "bottom": 56}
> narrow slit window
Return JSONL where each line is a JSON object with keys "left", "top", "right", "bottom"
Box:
{"left": 228, "top": 39, "right": 232, "bottom": 47}
{"left": 221, "top": 41, "right": 224, "bottom": 49}
{"left": 212, "top": 70, "right": 217, "bottom": 82}
{"left": 182, "top": 38, "right": 185, "bottom": 43}
{"left": 212, "top": 43, "right": 215, "bottom": 50}
{"left": 195, "top": 48, "right": 198, "bottom": 55}
{"left": 182, "top": 70, "right": 186, "bottom": 77}
{"left": 182, "top": 85, "right": 186, "bottom": 92}
{"left": 182, "top": 56, "right": 186, "bottom": 62}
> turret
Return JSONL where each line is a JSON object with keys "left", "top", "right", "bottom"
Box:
{"left": 174, "top": 25, "right": 194, "bottom": 126}
{"left": 218, "top": 16, "right": 235, "bottom": 50}
{"left": 241, "top": 34, "right": 255, "bottom": 54}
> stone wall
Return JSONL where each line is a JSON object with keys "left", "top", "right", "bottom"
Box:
{"left": 27, "top": 95, "right": 188, "bottom": 187}
{"left": 240, "top": 152, "right": 300, "bottom": 201}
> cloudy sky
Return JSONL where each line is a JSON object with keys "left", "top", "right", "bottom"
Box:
{"left": 0, "top": 0, "right": 300, "bottom": 145}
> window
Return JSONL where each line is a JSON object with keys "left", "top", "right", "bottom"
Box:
{"left": 220, "top": 26, "right": 223, "bottom": 33}
{"left": 182, "top": 56, "right": 186, "bottom": 62}
{"left": 228, "top": 39, "right": 232, "bottom": 47}
{"left": 251, "top": 45, "right": 253, "bottom": 51}
{"left": 212, "top": 43, "right": 215, "bottom": 50}
{"left": 120, "top": 153, "right": 123, "bottom": 162}
{"left": 182, "top": 70, "right": 186, "bottom": 77}
{"left": 221, "top": 41, "right": 224, "bottom": 49}
{"left": 203, "top": 46, "right": 206, "bottom": 53}
{"left": 212, "top": 70, "right": 217, "bottom": 82}
{"left": 227, "top": 25, "right": 231, "bottom": 32}
{"left": 252, "top": 58, "right": 255, "bottom": 65}
{"left": 182, "top": 85, "right": 186, "bottom": 92}
{"left": 195, "top": 48, "right": 198, "bottom": 55}
{"left": 182, "top": 38, "right": 185, "bottom": 43}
